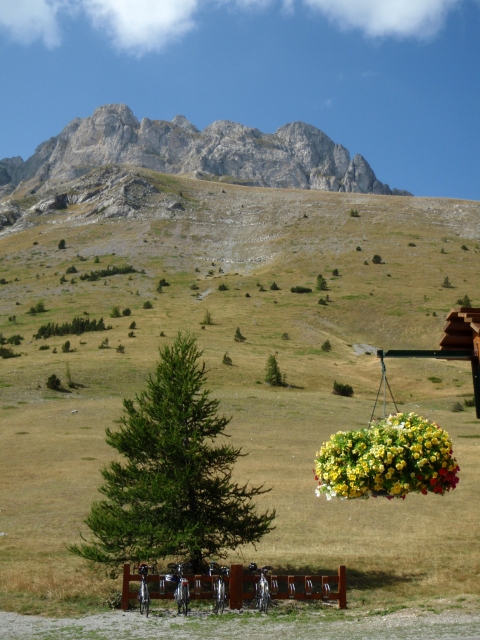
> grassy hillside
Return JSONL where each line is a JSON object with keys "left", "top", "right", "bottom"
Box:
{"left": 1, "top": 170, "right": 480, "bottom": 616}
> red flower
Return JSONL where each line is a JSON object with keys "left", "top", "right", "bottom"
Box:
{"left": 430, "top": 478, "right": 437, "bottom": 485}
{"left": 421, "top": 489, "right": 428, "bottom": 495}
{"left": 439, "top": 468, "right": 446, "bottom": 476}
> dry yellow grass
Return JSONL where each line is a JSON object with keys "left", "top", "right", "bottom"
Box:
{"left": 1, "top": 171, "right": 480, "bottom": 615}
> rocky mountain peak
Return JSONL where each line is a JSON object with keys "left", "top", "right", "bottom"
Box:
{"left": 0, "top": 104, "right": 412, "bottom": 196}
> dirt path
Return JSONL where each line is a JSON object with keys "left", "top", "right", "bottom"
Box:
{"left": 2, "top": 609, "right": 480, "bottom": 640}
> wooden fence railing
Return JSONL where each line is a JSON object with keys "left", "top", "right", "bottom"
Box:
{"left": 121, "top": 563, "right": 346, "bottom": 610}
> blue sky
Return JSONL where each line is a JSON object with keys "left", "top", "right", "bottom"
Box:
{"left": 0, "top": 0, "right": 479, "bottom": 200}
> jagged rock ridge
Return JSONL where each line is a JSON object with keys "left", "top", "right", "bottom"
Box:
{"left": 0, "top": 104, "right": 411, "bottom": 196}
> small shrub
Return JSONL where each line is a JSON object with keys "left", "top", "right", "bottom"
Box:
{"left": 356, "top": 246, "right": 362, "bottom": 251}
{"left": 316, "top": 275, "right": 328, "bottom": 291}
{"left": 270, "top": 281, "right": 280, "bottom": 291}
{"left": 158, "top": 278, "right": 170, "bottom": 287}
{"left": 442, "top": 276, "right": 453, "bottom": 288}
{"left": 350, "top": 209, "right": 360, "bottom": 217}
{"left": 259, "top": 285, "right": 266, "bottom": 292}
{"left": 116, "top": 344, "right": 125, "bottom": 354}
{"left": 195, "top": 267, "right": 200, "bottom": 273}
{"left": 94, "top": 256, "right": 100, "bottom": 263}
{"left": 58, "top": 239, "right": 66, "bottom": 250}
{"left": 456, "top": 295, "right": 472, "bottom": 308}
{"left": 408, "top": 242, "right": 416, "bottom": 247}
{"left": 0, "top": 278, "right": 9, "bottom": 284}
{"left": 451, "top": 402, "right": 464, "bottom": 413}
{"left": 222, "top": 352, "right": 233, "bottom": 365}
{"left": 46, "top": 374, "right": 61, "bottom": 390}
{"left": 372, "top": 255, "right": 383, "bottom": 264}
{"left": 110, "top": 306, "right": 121, "bottom": 318}
{"left": 129, "top": 321, "right": 136, "bottom": 330}
{"left": 66, "top": 265, "right": 78, "bottom": 274}
{"left": 78, "top": 255, "right": 87, "bottom": 261}
{"left": 143, "top": 301, "right": 153, "bottom": 309}
{"left": 461, "top": 244, "right": 469, "bottom": 251}
{"left": 202, "top": 310, "right": 212, "bottom": 325}
{"left": 128, "top": 331, "right": 135, "bottom": 338}
{"left": 60, "top": 275, "right": 67, "bottom": 284}
{"left": 318, "top": 298, "right": 328, "bottom": 306}
{"left": 464, "top": 397, "right": 476, "bottom": 407}
{"left": 0, "top": 346, "right": 21, "bottom": 359}
{"left": 332, "top": 268, "right": 339, "bottom": 276}
{"left": 440, "top": 247, "right": 446, "bottom": 254}
{"left": 99, "top": 338, "right": 109, "bottom": 349}
{"left": 291, "top": 286, "right": 312, "bottom": 294}
{"left": 245, "top": 293, "right": 251, "bottom": 298}
{"left": 8, "top": 316, "right": 16, "bottom": 323}
{"left": 218, "top": 283, "right": 229, "bottom": 291}
{"left": 234, "top": 327, "right": 246, "bottom": 342}
{"left": 39, "top": 344, "right": 50, "bottom": 351}
{"left": 52, "top": 347, "right": 57, "bottom": 353}
{"left": 29, "top": 301, "right": 46, "bottom": 315}
{"left": 364, "top": 260, "right": 369, "bottom": 265}
{"left": 159, "top": 331, "right": 165, "bottom": 337}
{"left": 190, "top": 283, "right": 199, "bottom": 290}
{"left": 321, "top": 340, "right": 332, "bottom": 352}
{"left": 62, "top": 340, "right": 71, "bottom": 353}
{"left": 265, "top": 355, "right": 283, "bottom": 386}
{"left": 428, "top": 376, "right": 442, "bottom": 383}
{"left": 333, "top": 381, "right": 354, "bottom": 397}
{"left": 65, "top": 363, "right": 75, "bottom": 389}
{"left": 281, "top": 333, "right": 289, "bottom": 340}
{"left": 122, "top": 308, "right": 132, "bottom": 317}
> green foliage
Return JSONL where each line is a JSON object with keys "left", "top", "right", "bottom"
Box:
{"left": 258, "top": 285, "right": 266, "bottom": 292}
{"left": 94, "top": 256, "right": 100, "bottom": 264}
{"left": 116, "top": 344, "right": 125, "bottom": 354}
{"left": 158, "top": 278, "right": 170, "bottom": 287}
{"left": 332, "top": 268, "right": 339, "bottom": 276}
{"left": 265, "top": 355, "right": 283, "bottom": 386}
{"left": 0, "top": 278, "right": 9, "bottom": 284}
{"left": 62, "top": 341, "right": 71, "bottom": 353}
{"left": 222, "top": 352, "right": 233, "bottom": 365}
{"left": 80, "top": 265, "right": 139, "bottom": 282}
{"left": 58, "top": 239, "right": 66, "bottom": 250}
{"left": 350, "top": 209, "right": 360, "bottom": 217}
{"left": 69, "top": 332, "right": 275, "bottom": 571}
{"left": 66, "top": 265, "right": 78, "bottom": 274}
{"left": 34, "top": 317, "right": 111, "bottom": 340}
{"left": 281, "top": 333, "right": 289, "bottom": 340}
{"left": 464, "top": 397, "right": 476, "bottom": 407}
{"left": 408, "top": 242, "right": 417, "bottom": 247}
{"left": 442, "top": 276, "right": 453, "bottom": 288}
{"left": 451, "top": 402, "right": 464, "bottom": 413}
{"left": 0, "top": 346, "right": 21, "bottom": 359}
{"left": 372, "top": 255, "right": 383, "bottom": 264}
{"left": 316, "top": 275, "right": 328, "bottom": 291}
{"left": 190, "top": 283, "right": 199, "bottom": 290}
{"left": 129, "top": 321, "right": 136, "bottom": 330}
{"left": 143, "top": 301, "right": 153, "bottom": 309}
{"left": 65, "top": 363, "right": 75, "bottom": 389}
{"left": 364, "top": 260, "right": 369, "bottom": 265}
{"left": 245, "top": 293, "right": 251, "bottom": 298}
{"left": 270, "top": 281, "right": 280, "bottom": 290}
{"left": 60, "top": 275, "right": 67, "bottom": 284}
{"left": 8, "top": 316, "right": 16, "bottom": 323}
{"left": 234, "top": 327, "right": 246, "bottom": 342}
{"left": 461, "top": 245, "right": 469, "bottom": 251}
{"left": 291, "top": 286, "right": 312, "bottom": 294}
{"left": 356, "top": 246, "right": 362, "bottom": 251}
{"left": 456, "top": 295, "right": 472, "bottom": 308}
{"left": 318, "top": 298, "right": 328, "bottom": 306}
{"left": 99, "top": 338, "right": 109, "bottom": 349}
{"left": 39, "top": 345, "right": 50, "bottom": 351}
{"left": 122, "top": 308, "right": 132, "bottom": 317}
{"left": 0, "top": 333, "right": 23, "bottom": 346}
{"left": 110, "top": 307, "right": 121, "bottom": 318}
{"left": 440, "top": 247, "right": 446, "bottom": 254}
{"left": 333, "top": 381, "right": 354, "bottom": 397}
{"left": 202, "top": 310, "right": 212, "bottom": 325}
{"left": 428, "top": 376, "right": 442, "bottom": 383}
{"left": 28, "top": 301, "right": 47, "bottom": 315}
{"left": 321, "top": 340, "right": 332, "bottom": 352}
{"left": 218, "top": 283, "right": 229, "bottom": 291}
{"left": 128, "top": 331, "right": 135, "bottom": 338}
{"left": 46, "top": 374, "right": 61, "bottom": 390}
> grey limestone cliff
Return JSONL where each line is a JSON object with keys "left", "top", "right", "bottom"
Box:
{"left": 0, "top": 104, "right": 411, "bottom": 196}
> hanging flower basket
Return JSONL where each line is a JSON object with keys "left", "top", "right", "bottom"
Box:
{"left": 314, "top": 413, "right": 459, "bottom": 500}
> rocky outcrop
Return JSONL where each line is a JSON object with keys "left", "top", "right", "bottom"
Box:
{"left": 0, "top": 104, "right": 412, "bottom": 196}
{"left": 0, "top": 200, "right": 24, "bottom": 231}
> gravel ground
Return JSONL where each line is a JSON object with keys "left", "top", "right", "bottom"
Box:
{"left": 1, "top": 609, "right": 480, "bottom": 640}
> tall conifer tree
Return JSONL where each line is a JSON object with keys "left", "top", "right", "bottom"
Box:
{"left": 70, "top": 332, "right": 275, "bottom": 571}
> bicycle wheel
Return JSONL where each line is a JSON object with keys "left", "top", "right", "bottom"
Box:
{"left": 261, "top": 587, "right": 270, "bottom": 614}
{"left": 139, "top": 583, "right": 145, "bottom": 615}
{"left": 182, "top": 584, "right": 188, "bottom": 616}
{"left": 175, "top": 586, "right": 182, "bottom": 614}
{"left": 213, "top": 579, "right": 220, "bottom": 614}
{"left": 218, "top": 581, "right": 225, "bottom": 614}
{"left": 256, "top": 582, "right": 264, "bottom": 612}
{"left": 144, "top": 583, "right": 150, "bottom": 618}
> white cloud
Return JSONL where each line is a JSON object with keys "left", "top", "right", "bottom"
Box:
{"left": 0, "top": 0, "right": 62, "bottom": 47}
{"left": 80, "top": 0, "right": 199, "bottom": 54}
{"left": 0, "top": 0, "right": 472, "bottom": 54}
{"left": 303, "top": 0, "right": 462, "bottom": 38}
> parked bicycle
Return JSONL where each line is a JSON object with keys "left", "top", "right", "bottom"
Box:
{"left": 249, "top": 563, "right": 273, "bottom": 613}
{"left": 209, "top": 562, "right": 229, "bottom": 614}
{"left": 166, "top": 562, "right": 190, "bottom": 615}
{"left": 137, "top": 563, "right": 151, "bottom": 617}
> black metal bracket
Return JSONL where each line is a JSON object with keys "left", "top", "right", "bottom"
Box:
{"left": 376, "top": 349, "right": 480, "bottom": 419}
